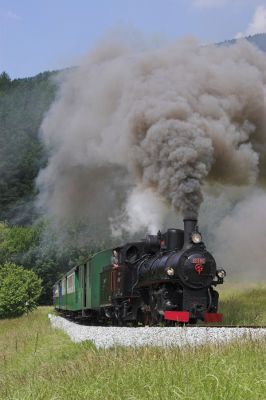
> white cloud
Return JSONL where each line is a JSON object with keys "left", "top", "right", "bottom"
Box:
{"left": 236, "top": 5, "right": 266, "bottom": 38}
{"left": 193, "top": 0, "right": 228, "bottom": 8}
{"left": 5, "top": 10, "right": 22, "bottom": 21}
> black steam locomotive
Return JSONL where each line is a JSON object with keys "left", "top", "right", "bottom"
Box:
{"left": 54, "top": 218, "right": 226, "bottom": 325}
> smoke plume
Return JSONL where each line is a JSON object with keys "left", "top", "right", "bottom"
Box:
{"left": 37, "top": 36, "right": 266, "bottom": 240}
{"left": 200, "top": 188, "right": 266, "bottom": 280}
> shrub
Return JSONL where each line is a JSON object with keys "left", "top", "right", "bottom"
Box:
{"left": 0, "top": 262, "right": 42, "bottom": 318}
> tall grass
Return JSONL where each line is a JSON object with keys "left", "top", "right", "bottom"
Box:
{"left": 0, "top": 301, "right": 266, "bottom": 400}
{"left": 219, "top": 282, "right": 266, "bottom": 325}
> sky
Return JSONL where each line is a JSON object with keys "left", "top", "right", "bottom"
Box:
{"left": 0, "top": 0, "right": 266, "bottom": 79}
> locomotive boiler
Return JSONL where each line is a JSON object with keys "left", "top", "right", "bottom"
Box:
{"left": 53, "top": 218, "right": 226, "bottom": 325}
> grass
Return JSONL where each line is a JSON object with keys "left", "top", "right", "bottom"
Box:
{"left": 219, "top": 282, "right": 266, "bottom": 325}
{"left": 0, "top": 284, "right": 266, "bottom": 400}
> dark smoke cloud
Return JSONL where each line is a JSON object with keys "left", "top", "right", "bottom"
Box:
{"left": 36, "top": 36, "right": 266, "bottom": 240}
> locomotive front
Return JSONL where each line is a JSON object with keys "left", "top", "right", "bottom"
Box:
{"left": 136, "top": 219, "right": 226, "bottom": 324}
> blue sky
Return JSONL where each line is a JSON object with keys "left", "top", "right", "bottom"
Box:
{"left": 0, "top": 0, "right": 266, "bottom": 78}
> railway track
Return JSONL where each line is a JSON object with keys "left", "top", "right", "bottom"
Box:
{"left": 186, "top": 325, "right": 266, "bottom": 328}
{"left": 59, "top": 310, "right": 266, "bottom": 329}
{"left": 50, "top": 314, "right": 266, "bottom": 348}
{"left": 62, "top": 315, "right": 266, "bottom": 329}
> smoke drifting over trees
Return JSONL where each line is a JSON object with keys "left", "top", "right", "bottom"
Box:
{"left": 37, "top": 37, "right": 266, "bottom": 221}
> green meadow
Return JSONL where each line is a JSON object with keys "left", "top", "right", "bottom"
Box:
{"left": 0, "top": 284, "right": 265, "bottom": 400}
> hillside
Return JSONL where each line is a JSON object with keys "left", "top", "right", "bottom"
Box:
{"left": 247, "top": 32, "right": 266, "bottom": 52}
{"left": 221, "top": 32, "right": 266, "bottom": 52}
{"left": 0, "top": 71, "right": 57, "bottom": 223}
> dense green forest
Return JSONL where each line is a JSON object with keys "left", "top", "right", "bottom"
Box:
{"left": 0, "top": 33, "right": 266, "bottom": 305}
{"left": 0, "top": 70, "right": 56, "bottom": 224}
{"left": 0, "top": 71, "right": 60, "bottom": 303}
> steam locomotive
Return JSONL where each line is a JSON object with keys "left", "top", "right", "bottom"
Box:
{"left": 53, "top": 218, "right": 226, "bottom": 325}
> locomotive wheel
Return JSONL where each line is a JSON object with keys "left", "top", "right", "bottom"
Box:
{"left": 144, "top": 308, "right": 153, "bottom": 326}
{"left": 139, "top": 306, "right": 155, "bottom": 326}
{"left": 142, "top": 307, "right": 162, "bottom": 326}
{"left": 165, "top": 320, "right": 176, "bottom": 327}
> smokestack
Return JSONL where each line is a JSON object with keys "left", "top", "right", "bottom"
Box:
{"left": 183, "top": 218, "right": 197, "bottom": 245}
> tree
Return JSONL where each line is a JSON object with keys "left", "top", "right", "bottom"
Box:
{"left": 0, "top": 71, "right": 11, "bottom": 91}
{"left": 0, "top": 262, "right": 42, "bottom": 318}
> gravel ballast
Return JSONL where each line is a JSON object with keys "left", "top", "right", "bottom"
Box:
{"left": 49, "top": 314, "right": 266, "bottom": 349}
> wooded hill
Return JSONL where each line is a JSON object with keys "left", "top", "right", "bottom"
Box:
{"left": 0, "top": 71, "right": 57, "bottom": 224}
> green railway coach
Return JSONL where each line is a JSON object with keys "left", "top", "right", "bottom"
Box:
{"left": 53, "top": 249, "right": 112, "bottom": 314}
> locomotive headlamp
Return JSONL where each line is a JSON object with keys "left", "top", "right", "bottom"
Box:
{"left": 166, "top": 267, "right": 175, "bottom": 276}
{"left": 217, "top": 269, "right": 226, "bottom": 279}
{"left": 191, "top": 232, "right": 202, "bottom": 244}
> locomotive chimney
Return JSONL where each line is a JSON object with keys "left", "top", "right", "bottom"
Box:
{"left": 183, "top": 218, "right": 197, "bottom": 246}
